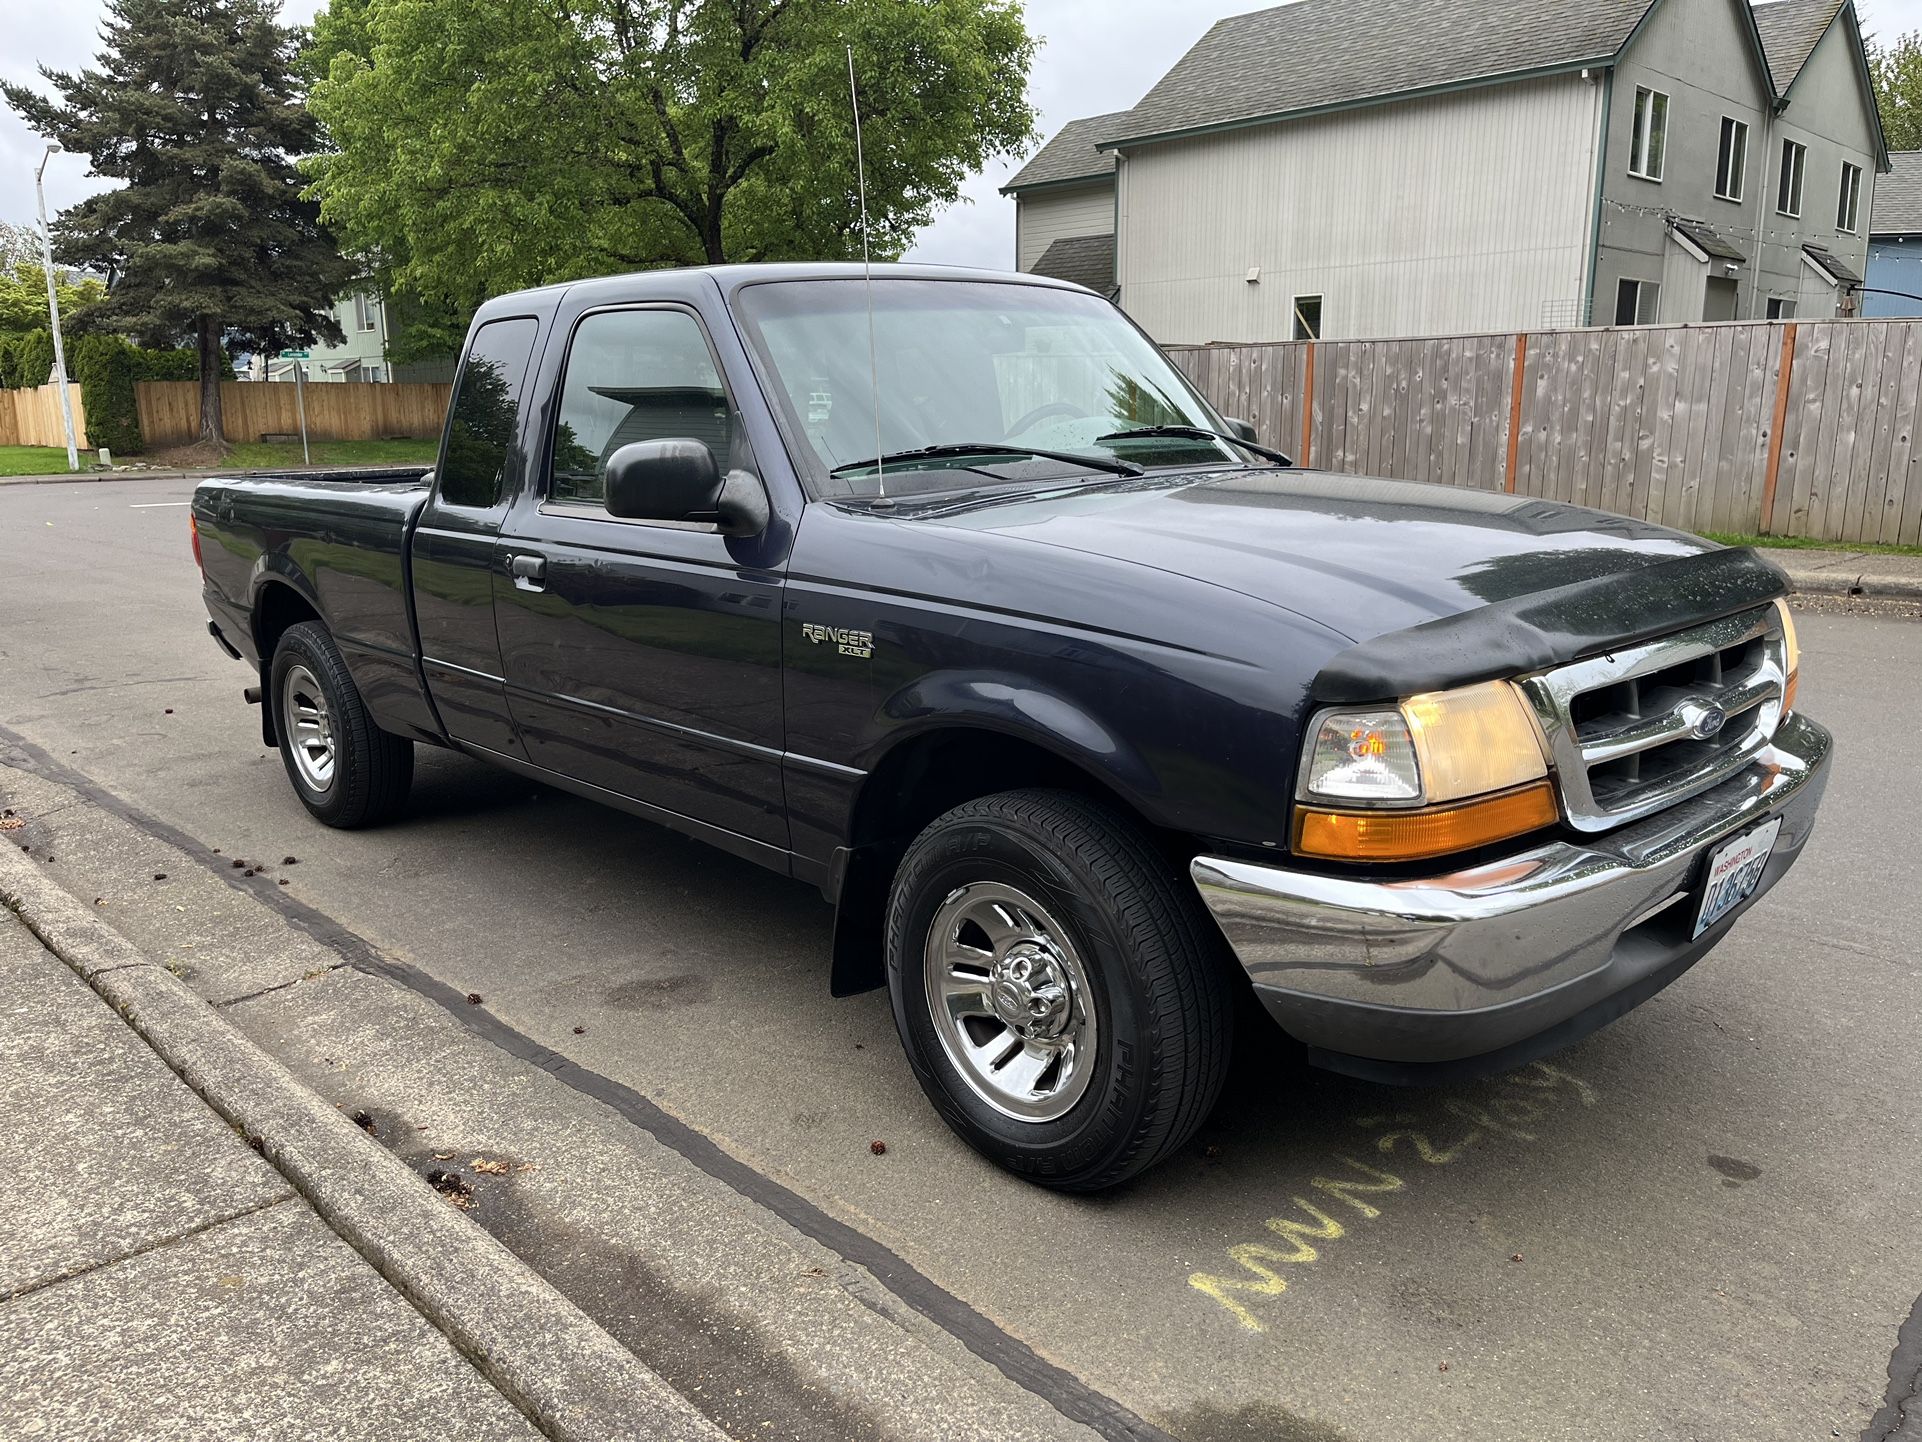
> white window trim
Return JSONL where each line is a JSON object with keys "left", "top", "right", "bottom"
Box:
{"left": 1778, "top": 140, "right": 1806, "bottom": 218}
{"left": 1616, "top": 278, "right": 1661, "bottom": 326}
{"left": 1291, "top": 294, "right": 1323, "bottom": 341}
{"left": 1629, "top": 87, "right": 1668, "bottom": 182}
{"left": 1838, "top": 163, "right": 1862, "bottom": 233}
{"left": 1715, "top": 117, "right": 1748, "bottom": 203}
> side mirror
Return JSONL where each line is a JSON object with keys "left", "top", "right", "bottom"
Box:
{"left": 604, "top": 439, "right": 723, "bottom": 523}
{"left": 1224, "top": 416, "right": 1259, "bottom": 444}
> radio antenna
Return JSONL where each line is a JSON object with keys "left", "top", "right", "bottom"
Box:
{"left": 847, "top": 44, "right": 888, "bottom": 503}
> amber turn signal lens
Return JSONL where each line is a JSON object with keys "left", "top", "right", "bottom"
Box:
{"left": 1293, "top": 781, "right": 1561, "bottom": 862}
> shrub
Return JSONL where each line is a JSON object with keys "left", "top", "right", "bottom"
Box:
{"left": 1, "top": 329, "right": 55, "bottom": 390}
{"left": 132, "top": 346, "right": 233, "bottom": 382}
{"left": 70, "top": 333, "right": 142, "bottom": 454}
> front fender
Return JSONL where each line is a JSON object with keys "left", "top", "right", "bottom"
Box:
{"left": 869, "top": 669, "right": 1163, "bottom": 809}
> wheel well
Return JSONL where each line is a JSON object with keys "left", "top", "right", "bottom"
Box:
{"left": 252, "top": 582, "right": 323, "bottom": 747}
{"left": 254, "top": 581, "right": 322, "bottom": 669}
{"left": 828, "top": 728, "right": 1183, "bottom": 995}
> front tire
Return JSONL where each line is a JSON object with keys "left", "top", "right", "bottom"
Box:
{"left": 269, "top": 621, "right": 413, "bottom": 829}
{"left": 886, "top": 788, "right": 1232, "bottom": 1191}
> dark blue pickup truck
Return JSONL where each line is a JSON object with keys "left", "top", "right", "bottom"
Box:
{"left": 192, "top": 264, "right": 1830, "bottom": 1189}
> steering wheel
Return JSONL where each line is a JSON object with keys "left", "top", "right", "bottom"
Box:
{"left": 1005, "top": 400, "right": 1091, "bottom": 438}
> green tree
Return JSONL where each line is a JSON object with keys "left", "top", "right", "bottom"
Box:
{"left": 3, "top": 0, "right": 353, "bottom": 446}
{"left": 0, "top": 220, "right": 107, "bottom": 337}
{"left": 305, "top": 0, "right": 1035, "bottom": 322}
{"left": 1872, "top": 31, "right": 1922, "bottom": 151}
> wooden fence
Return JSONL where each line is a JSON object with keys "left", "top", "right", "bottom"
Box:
{"left": 1168, "top": 317, "right": 1922, "bottom": 546}
{"left": 0, "top": 382, "right": 89, "bottom": 451}
{"left": 134, "top": 380, "right": 452, "bottom": 447}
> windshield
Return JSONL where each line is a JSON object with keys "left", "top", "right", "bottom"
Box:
{"left": 733, "top": 279, "right": 1241, "bottom": 499}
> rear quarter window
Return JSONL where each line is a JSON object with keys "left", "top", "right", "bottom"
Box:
{"left": 438, "top": 317, "right": 540, "bottom": 508}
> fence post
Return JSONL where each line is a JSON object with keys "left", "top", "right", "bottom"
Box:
{"left": 1504, "top": 332, "right": 1529, "bottom": 494}
{"left": 1299, "top": 340, "right": 1315, "bottom": 467}
{"left": 1760, "top": 322, "right": 1798, "bottom": 536}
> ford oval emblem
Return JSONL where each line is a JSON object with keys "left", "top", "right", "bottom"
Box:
{"left": 1690, "top": 703, "right": 1727, "bottom": 740}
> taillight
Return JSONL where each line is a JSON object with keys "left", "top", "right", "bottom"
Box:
{"left": 190, "top": 512, "right": 203, "bottom": 570}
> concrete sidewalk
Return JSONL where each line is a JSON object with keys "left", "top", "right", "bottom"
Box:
{"left": 0, "top": 909, "right": 544, "bottom": 1441}
{"left": 0, "top": 834, "right": 731, "bottom": 1442}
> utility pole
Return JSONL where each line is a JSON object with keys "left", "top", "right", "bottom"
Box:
{"left": 34, "top": 145, "right": 80, "bottom": 473}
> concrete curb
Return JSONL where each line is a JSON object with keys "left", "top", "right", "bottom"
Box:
{"left": 0, "top": 843, "right": 725, "bottom": 1442}
{"left": 0, "top": 470, "right": 197, "bottom": 487}
{"left": 1773, "top": 556, "right": 1922, "bottom": 601}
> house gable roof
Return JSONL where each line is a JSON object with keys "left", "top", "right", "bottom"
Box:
{"left": 1871, "top": 151, "right": 1922, "bottom": 235}
{"left": 1001, "top": 111, "right": 1132, "bottom": 194}
{"left": 1029, "top": 234, "right": 1117, "bottom": 297}
{"left": 1752, "top": 0, "right": 1888, "bottom": 167}
{"left": 1103, "top": 0, "right": 1656, "bottom": 150}
{"left": 1752, "top": 0, "right": 1841, "bottom": 91}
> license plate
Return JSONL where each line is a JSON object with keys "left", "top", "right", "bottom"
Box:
{"left": 1692, "top": 819, "right": 1782, "bottom": 938}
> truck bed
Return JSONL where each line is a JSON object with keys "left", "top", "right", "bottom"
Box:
{"left": 193, "top": 468, "right": 439, "bottom": 741}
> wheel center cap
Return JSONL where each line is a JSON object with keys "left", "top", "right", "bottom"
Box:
{"left": 991, "top": 944, "right": 1070, "bottom": 1038}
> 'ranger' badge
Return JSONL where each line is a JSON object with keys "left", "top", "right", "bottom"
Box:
{"left": 802, "top": 623, "right": 874, "bottom": 658}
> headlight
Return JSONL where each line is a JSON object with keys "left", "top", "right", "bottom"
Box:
{"left": 1295, "top": 681, "right": 1558, "bottom": 862}
{"left": 1774, "top": 599, "right": 1799, "bottom": 712}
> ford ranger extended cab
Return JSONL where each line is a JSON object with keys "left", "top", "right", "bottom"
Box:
{"left": 193, "top": 264, "right": 1830, "bottom": 1190}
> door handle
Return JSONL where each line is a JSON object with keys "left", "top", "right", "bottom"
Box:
{"left": 510, "top": 553, "right": 547, "bottom": 591}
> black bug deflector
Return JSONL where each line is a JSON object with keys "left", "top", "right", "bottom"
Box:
{"left": 1311, "top": 547, "right": 1789, "bottom": 703}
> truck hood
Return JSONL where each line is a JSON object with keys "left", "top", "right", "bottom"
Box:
{"left": 925, "top": 468, "right": 1717, "bottom": 646}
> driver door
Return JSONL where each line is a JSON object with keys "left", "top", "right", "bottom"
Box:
{"left": 492, "top": 304, "right": 787, "bottom": 851}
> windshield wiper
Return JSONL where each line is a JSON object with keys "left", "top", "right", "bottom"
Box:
{"left": 1096, "top": 425, "right": 1294, "bottom": 467}
{"left": 829, "top": 442, "right": 1142, "bottom": 479}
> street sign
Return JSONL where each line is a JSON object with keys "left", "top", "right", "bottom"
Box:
{"left": 277, "top": 349, "right": 310, "bottom": 359}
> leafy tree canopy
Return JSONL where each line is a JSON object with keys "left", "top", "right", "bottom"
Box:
{"left": 0, "top": 260, "right": 108, "bottom": 338}
{"left": 1872, "top": 30, "right": 1922, "bottom": 152}
{"left": 0, "top": 220, "right": 107, "bottom": 336}
{"left": 3, "top": 0, "right": 355, "bottom": 443}
{"left": 305, "top": 0, "right": 1036, "bottom": 322}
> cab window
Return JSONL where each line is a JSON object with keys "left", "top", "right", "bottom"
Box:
{"left": 548, "top": 309, "right": 737, "bottom": 507}
{"left": 438, "top": 317, "right": 538, "bottom": 509}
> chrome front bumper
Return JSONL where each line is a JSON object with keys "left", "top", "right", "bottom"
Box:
{"left": 1190, "top": 711, "right": 1832, "bottom": 1077}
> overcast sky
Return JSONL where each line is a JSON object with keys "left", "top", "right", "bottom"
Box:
{"left": 5, "top": 0, "right": 1922, "bottom": 272}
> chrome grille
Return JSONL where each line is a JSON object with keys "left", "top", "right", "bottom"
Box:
{"left": 1517, "top": 605, "right": 1788, "bottom": 832}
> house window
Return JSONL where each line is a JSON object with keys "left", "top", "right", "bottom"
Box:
{"left": 1615, "top": 278, "right": 1660, "bottom": 326}
{"left": 1292, "top": 295, "right": 1322, "bottom": 341}
{"left": 1629, "top": 87, "right": 1668, "bottom": 181}
{"left": 1777, "top": 140, "right": 1806, "bottom": 216}
{"left": 1767, "top": 297, "right": 1796, "bottom": 320}
{"left": 1837, "top": 162, "right": 1863, "bottom": 232}
{"left": 354, "top": 293, "right": 378, "bottom": 332}
{"left": 1716, "top": 117, "right": 1748, "bottom": 202}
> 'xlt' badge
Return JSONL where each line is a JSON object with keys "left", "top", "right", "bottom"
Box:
{"left": 802, "top": 622, "right": 874, "bottom": 658}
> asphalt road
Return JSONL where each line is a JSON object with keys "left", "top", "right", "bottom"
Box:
{"left": 3, "top": 473, "right": 1918, "bottom": 1442}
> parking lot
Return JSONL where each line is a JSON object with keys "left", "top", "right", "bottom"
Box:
{"left": 3, "top": 473, "right": 1918, "bottom": 1442}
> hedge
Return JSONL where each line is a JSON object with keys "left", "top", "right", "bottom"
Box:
{"left": 0, "top": 330, "right": 55, "bottom": 391}
{"left": 53, "top": 338, "right": 233, "bottom": 453}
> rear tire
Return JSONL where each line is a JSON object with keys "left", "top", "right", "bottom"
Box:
{"left": 269, "top": 621, "right": 413, "bottom": 829}
{"left": 886, "top": 788, "right": 1232, "bottom": 1191}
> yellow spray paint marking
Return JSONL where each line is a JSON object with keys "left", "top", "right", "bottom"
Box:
{"left": 1187, "top": 1062, "right": 1597, "bottom": 1333}
{"left": 1188, "top": 1165, "right": 1384, "bottom": 1331}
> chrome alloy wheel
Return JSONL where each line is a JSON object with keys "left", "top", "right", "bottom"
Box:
{"left": 924, "top": 882, "right": 1098, "bottom": 1122}
{"left": 280, "top": 662, "right": 337, "bottom": 793}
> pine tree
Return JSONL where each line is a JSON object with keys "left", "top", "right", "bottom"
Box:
{"left": 4, "top": 0, "right": 351, "bottom": 447}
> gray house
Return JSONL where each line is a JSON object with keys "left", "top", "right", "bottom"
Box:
{"left": 1866, "top": 150, "right": 1922, "bottom": 318}
{"left": 1003, "top": 0, "right": 1887, "bottom": 343}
